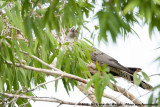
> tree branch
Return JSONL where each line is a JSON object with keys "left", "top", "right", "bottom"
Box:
{"left": 77, "top": 82, "right": 126, "bottom": 107}
{"left": 6, "top": 61, "right": 143, "bottom": 105}
{"left": 6, "top": 61, "right": 91, "bottom": 87}
{"left": 0, "top": 92, "right": 91, "bottom": 106}
{"left": 77, "top": 82, "right": 97, "bottom": 103}
{"left": 6, "top": 76, "right": 63, "bottom": 106}
{"left": 112, "top": 84, "right": 143, "bottom": 106}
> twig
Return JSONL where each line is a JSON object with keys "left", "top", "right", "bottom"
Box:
{"left": 149, "top": 73, "right": 160, "bottom": 78}
{"left": 7, "top": 76, "right": 63, "bottom": 106}
{"left": 103, "top": 92, "right": 125, "bottom": 105}
{"left": 77, "top": 82, "right": 97, "bottom": 103}
{"left": 22, "top": 51, "right": 61, "bottom": 71}
{"left": 77, "top": 82, "right": 126, "bottom": 107}
{"left": 113, "top": 85, "right": 143, "bottom": 106}
{"left": 6, "top": 36, "right": 28, "bottom": 42}
{"left": 132, "top": 91, "right": 151, "bottom": 102}
{"left": 0, "top": 92, "right": 91, "bottom": 106}
{"left": 26, "top": 76, "right": 63, "bottom": 93}
{"left": 73, "top": 93, "right": 90, "bottom": 107}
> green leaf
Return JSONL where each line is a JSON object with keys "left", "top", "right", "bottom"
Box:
{"left": 83, "top": 25, "right": 91, "bottom": 32}
{"left": 0, "top": 1, "right": 6, "bottom": 4}
{"left": 15, "top": 41, "right": 22, "bottom": 61}
{"left": 103, "top": 67, "right": 110, "bottom": 73}
{"left": 0, "top": 77, "right": 3, "bottom": 91}
{"left": 148, "top": 94, "right": 153, "bottom": 107}
{"left": 34, "top": 39, "right": 39, "bottom": 53}
{"left": 123, "top": 0, "right": 139, "bottom": 15}
{"left": 152, "top": 85, "right": 160, "bottom": 91}
{"left": 142, "top": 71, "right": 150, "bottom": 82}
{"left": 56, "top": 50, "right": 64, "bottom": 69}
{"left": 145, "top": 4, "right": 152, "bottom": 23}
{"left": 55, "top": 76, "right": 59, "bottom": 92}
{"left": 105, "top": 74, "right": 114, "bottom": 89}
{"left": 45, "top": 31, "right": 57, "bottom": 47}
{"left": 94, "top": 78, "right": 100, "bottom": 103}
{"left": 96, "top": 61, "right": 102, "bottom": 71}
{"left": 62, "top": 78, "right": 70, "bottom": 95}
{"left": 153, "top": 0, "right": 160, "bottom": 5}
{"left": 0, "top": 19, "right": 3, "bottom": 33}
{"left": 84, "top": 73, "right": 100, "bottom": 92}
{"left": 78, "top": 58, "right": 91, "bottom": 78}
{"left": 19, "top": 40, "right": 31, "bottom": 55}
{"left": 80, "top": 40, "right": 92, "bottom": 62}
{"left": 108, "top": 73, "right": 117, "bottom": 83}
{"left": 18, "top": 68, "right": 27, "bottom": 87}
{"left": 23, "top": 16, "right": 33, "bottom": 40}
{"left": 133, "top": 72, "right": 141, "bottom": 86}
{"left": 149, "top": 22, "right": 153, "bottom": 38}
{"left": 65, "top": 58, "right": 70, "bottom": 73}
{"left": 83, "top": 38, "right": 94, "bottom": 46}
{"left": 94, "top": 25, "right": 99, "bottom": 30}
{"left": 32, "top": 22, "right": 43, "bottom": 43}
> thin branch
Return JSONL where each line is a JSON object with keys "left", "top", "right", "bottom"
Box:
{"left": 113, "top": 85, "right": 144, "bottom": 106}
{"left": 73, "top": 93, "right": 90, "bottom": 107}
{"left": 103, "top": 92, "right": 125, "bottom": 105}
{"left": 77, "top": 82, "right": 126, "bottom": 107}
{"left": 6, "top": 76, "right": 63, "bottom": 106}
{"left": 22, "top": 51, "right": 60, "bottom": 71}
{"left": 0, "top": 92, "right": 91, "bottom": 106}
{"left": 6, "top": 61, "right": 91, "bottom": 87}
{"left": 132, "top": 91, "right": 151, "bottom": 102}
{"left": 149, "top": 73, "right": 160, "bottom": 78}
{"left": 6, "top": 36, "right": 28, "bottom": 42}
{"left": 26, "top": 76, "right": 63, "bottom": 92}
{"left": 77, "top": 82, "right": 97, "bottom": 103}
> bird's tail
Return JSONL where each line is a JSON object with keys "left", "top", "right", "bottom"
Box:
{"left": 110, "top": 67, "right": 152, "bottom": 90}
{"left": 119, "top": 70, "right": 152, "bottom": 90}
{"left": 139, "top": 81, "right": 152, "bottom": 90}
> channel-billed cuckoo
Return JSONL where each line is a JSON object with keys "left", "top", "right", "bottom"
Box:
{"left": 66, "top": 27, "right": 152, "bottom": 90}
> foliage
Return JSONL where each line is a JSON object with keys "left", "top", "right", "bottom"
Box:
{"left": 148, "top": 85, "right": 160, "bottom": 107}
{"left": 0, "top": 0, "right": 160, "bottom": 106}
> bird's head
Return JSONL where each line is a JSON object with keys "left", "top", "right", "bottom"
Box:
{"left": 67, "top": 27, "right": 78, "bottom": 39}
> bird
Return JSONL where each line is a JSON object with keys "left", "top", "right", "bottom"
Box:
{"left": 66, "top": 27, "right": 152, "bottom": 90}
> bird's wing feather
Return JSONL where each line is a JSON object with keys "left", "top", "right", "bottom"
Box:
{"left": 90, "top": 47, "right": 134, "bottom": 74}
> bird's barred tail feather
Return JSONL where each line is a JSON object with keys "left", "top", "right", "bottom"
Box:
{"left": 109, "top": 66, "right": 152, "bottom": 90}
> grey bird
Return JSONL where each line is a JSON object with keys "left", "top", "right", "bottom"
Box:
{"left": 66, "top": 27, "right": 152, "bottom": 90}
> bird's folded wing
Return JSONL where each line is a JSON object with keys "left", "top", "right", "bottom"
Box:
{"left": 90, "top": 47, "right": 134, "bottom": 74}
{"left": 89, "top": 47, "right": 152, "bottom": 90}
